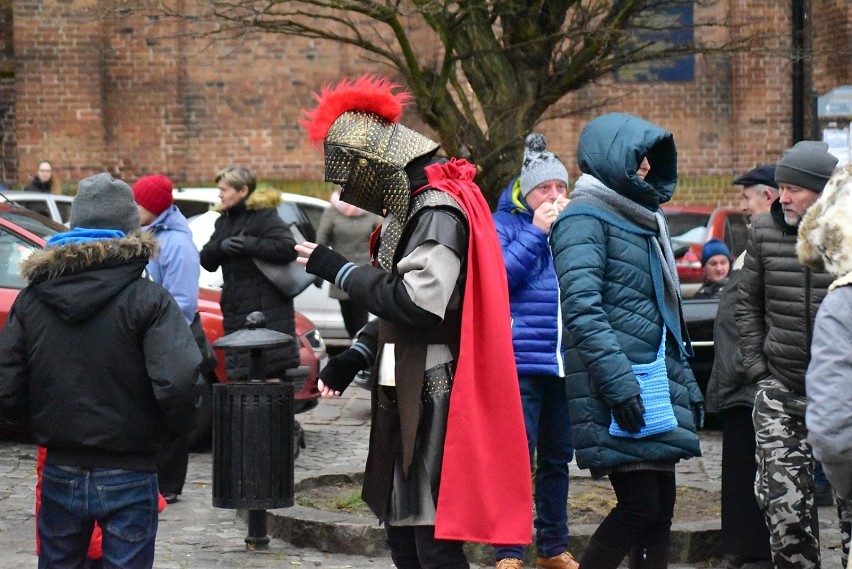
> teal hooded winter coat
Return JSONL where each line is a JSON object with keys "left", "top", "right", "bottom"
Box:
{"left": 550, "top": 113, "right": 702, "bottom": 471}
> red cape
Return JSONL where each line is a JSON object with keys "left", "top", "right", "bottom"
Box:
{"left": 425, "top": 159, "right": 533, "bottom": 544}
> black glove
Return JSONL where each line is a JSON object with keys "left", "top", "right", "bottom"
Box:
{"left": 692, "top": 402, "right": 705, "bottom": 430}
{"left": 612, "top": 395, "right": 646, "bottom": 434}
{"left": 220, "top": 237, "right": 245, "bottom": 255}
{"left": 319, "top": 346, "right": 368, "bottom": 394}
{"left": 305, "top": 244, "right": 350, "bottom": 284}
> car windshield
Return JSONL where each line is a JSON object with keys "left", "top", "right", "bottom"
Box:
{"left": 0, "top": 209, "right": 64, "bottom": 238}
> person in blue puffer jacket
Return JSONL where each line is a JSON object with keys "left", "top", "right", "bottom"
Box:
{"left": 550, "top": 113, "right": 703, "bottom": 569}
{"left": 492, "top": 133, "right": 578, "bottom": 569}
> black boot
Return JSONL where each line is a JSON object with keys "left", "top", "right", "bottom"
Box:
{"left": 628, "top": 545, "right": 646, "bottom": 569}
{"left": 580, "top": 537, "right": 626, "bottom": 569}
{"left": 642, "top": 540, "right": 670, "bottom": 569}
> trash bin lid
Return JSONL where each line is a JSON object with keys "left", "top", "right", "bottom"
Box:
{"left": 212, "top": 328, "right": 296, "bottom": 350}
{"left": 212, "top": 311, "right": 296, "bottom": 350}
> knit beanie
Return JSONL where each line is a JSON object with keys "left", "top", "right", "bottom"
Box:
{"left": 132, "top": 175, "right": 174, "bottom": 216}
{"left": 775, "top": 141, "right": 839, "bottom": 193}
{"left": 701, "top": 238, "right": 731, "bottom": 265}
{"left": 520, "top": 133, "right": 569, "bottom": 197}
{"left": 70, "top": 173, "right": 140, "bottom": 236}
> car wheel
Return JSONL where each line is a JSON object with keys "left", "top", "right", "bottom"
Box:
{"left": 188, "top": 375, "right": 214, "bottom": 451}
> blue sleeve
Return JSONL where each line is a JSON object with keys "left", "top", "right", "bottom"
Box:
{"left": 494, "top": 212, "right": 549, "bottom": 292}
{"left": 154, "top": 232, "right": 200, "bottom": 324}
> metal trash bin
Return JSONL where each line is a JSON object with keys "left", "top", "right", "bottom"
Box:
{"left": 210, "top": 311, "right": 298, "bottom": 549}
{"left": 212, "top": 381, "right": 294, "bottom": 509}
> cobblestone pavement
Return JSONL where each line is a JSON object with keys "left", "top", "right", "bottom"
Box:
{"left": 0, "top": 386, "right": 843, "bottom": 568}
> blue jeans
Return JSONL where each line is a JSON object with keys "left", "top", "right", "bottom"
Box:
{"left": 38, "top": 464, "right": 159, "bottom": 569}
{"left": 496, "top": 375, "right": 574, "bottom": 560}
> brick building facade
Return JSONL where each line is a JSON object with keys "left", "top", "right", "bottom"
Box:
{"left": 1, "top": 1, "right": 850, "bottom": 205}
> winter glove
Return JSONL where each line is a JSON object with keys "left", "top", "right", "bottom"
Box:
{"left": 305, "top": 244, "right": 352, "bottom": 286}
{"left": 319, "top": 347, "right": 368, "bottom": 394}
{"left": 220, "top": 237, "right": 245, "bottom": 255}
{"left": 692, "top": 402, "right": 705, "bottom": 430}
{"left": 612, "top": 395, "right": 646, "bottom": 434}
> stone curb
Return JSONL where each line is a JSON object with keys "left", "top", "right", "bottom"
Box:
{"left": 248, "top": 474, "right": 722, "bottom": 564}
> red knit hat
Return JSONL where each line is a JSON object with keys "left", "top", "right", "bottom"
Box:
{"left": 132, "top": 175, "right": 174, "bottom": 216}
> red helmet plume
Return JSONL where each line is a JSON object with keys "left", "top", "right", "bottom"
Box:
{"left": 300, "top": 75, "right": 411, "bottom": 146}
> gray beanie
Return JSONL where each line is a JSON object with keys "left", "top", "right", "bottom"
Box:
{"left": 520, "top": 133, "right": 569, "bottom": 197}
{"left": 775, "top": 141, "right": 839, "bottom": 193}
{"left": 70, "top": 173, "right": 140, "bottom": 235}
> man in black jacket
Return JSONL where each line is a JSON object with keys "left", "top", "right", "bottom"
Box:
{"left": 736, "top": 142, "right": 838, "bottom": 569}
{"left": 705, "top": 165, "right": 777, "bottom": 569}
{"left": 0, "top": 173, "right": 200, "bottom": 568}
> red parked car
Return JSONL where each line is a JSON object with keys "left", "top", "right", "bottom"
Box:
{"left": 0, "top": 204, "right": 323, "bottom": 445}
{"left": 663, "top": 205, "right": 749, "bottom": 298}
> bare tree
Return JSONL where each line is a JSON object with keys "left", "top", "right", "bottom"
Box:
{"left": 109, "top": 0, "right": 747, "bottom": 202}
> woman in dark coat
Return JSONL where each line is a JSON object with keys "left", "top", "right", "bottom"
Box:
{"left": 550, "top": 113, "right": 703, "bottom": 569}
{"left": 199, "top": 166, "right": 299, "bottom": 380}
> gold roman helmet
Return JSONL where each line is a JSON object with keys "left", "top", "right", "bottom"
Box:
{"left": 301, "top": 76, "right": 439, "bottom": 219}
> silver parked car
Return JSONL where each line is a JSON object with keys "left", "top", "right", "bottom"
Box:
{"left": 0, "top": 191, "right": 74, "bottom": 225}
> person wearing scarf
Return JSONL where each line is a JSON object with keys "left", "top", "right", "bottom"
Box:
{"left": 550, "top": 113, "right": 703, "bottom": 569}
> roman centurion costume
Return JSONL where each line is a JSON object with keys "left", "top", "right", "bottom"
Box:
{"left": 299, "top": 76, "right": 532, "bottom": 549}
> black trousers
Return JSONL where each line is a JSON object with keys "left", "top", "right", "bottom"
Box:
{"left": 591, "top": 469, "right": 676, "bottom": 553}
{"left": 720, "top": 406, "right": 771, "bottom": 562}
{"left": 157, "top": 434, "right": 189, "bottom": 496}
{"left": 339, "top": 299, "right": 370, "bottom": 339}
{"left": 385, "top": 524, "right": 467, "bottom": 569}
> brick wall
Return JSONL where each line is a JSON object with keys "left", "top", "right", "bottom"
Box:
{"left": 0, "top": 0, "right": 14, "bottom": 185}
{"left": 6, "top": 1, "right": 852, "bottom": 207}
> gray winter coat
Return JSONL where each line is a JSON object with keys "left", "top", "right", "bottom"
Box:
{"left": 805, "top": 284, "right": 852, "bottom": 499}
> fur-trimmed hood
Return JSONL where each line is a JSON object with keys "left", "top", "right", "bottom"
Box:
{"left": 798, "top": 165, "right": 852, "bottom": 283}
{"left": 22, "top": 232, "right": 158, "bottom": 322}
{"left": 213, "top": 187, "right": 282, "bottom": 213}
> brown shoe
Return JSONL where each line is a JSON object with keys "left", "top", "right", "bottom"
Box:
{"left": 496, "top": 559, "right": 524, "bottom": 569}
{"left": 536, "top": 552, "right": 580, "bottom": 569}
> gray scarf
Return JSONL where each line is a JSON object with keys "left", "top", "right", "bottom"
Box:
{"left": 569, "top": 174, "right": 688, "bottom": 356}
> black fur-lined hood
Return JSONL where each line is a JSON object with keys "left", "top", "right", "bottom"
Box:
{"left": 21, "top": 232, "right": 158, "bottom": 322}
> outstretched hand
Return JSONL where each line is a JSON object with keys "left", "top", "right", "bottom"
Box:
{"left": 295, "top": 242, "right": 317, "bottom": 265}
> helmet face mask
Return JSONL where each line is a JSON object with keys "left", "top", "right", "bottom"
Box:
{"left": 323, "top": 110, "right": 439, "bottom": 219}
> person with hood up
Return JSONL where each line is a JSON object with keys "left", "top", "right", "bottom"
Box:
{"left": 133, "top": 174, "right": 201, "bottom": 504}
{"left": 199, "top": 166, "right": 299, "bottom": 381}
{"left": 316, "top": 189, "right": 381, "bottom": 338}
{"left": 295, "top": 75, "right": 532, "bottom": 568}
{"left": 491, "top": 133, "right": 577, "bottom": 569}
{"left": 0, "top": 173, "right": 200, "bottom": 568}
{"left": 550, "top": 112, "right": 703, "bottom": 569}
{"left": 798, "top": 164, "right": 852, "bottom": 569}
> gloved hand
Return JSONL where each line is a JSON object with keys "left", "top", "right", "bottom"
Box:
{"left": 318, "top": 347, "right": 368, "bottom": 395}
{"left": 692, "top": 402, "right": 705, "bottom": 430}
{"left": 612, "top": 395, "right": 646, "bottom": 434}
{"left": 305, "top": 244, "right": 351, "bottom": 284}
{"left": 220, "top": 237, "right": 245, "bottom": 255}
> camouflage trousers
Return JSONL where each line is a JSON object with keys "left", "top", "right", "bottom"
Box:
{"left": 753, "top": 378, "right": 819, "bottom": 569}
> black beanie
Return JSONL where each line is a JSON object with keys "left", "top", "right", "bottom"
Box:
{"left": 775, "top": 141, "right": 839, "bottom": 193}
